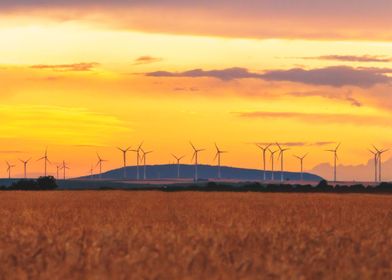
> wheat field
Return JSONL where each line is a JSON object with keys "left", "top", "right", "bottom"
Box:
{"left": 1, "top": 191, "right": 392, "bottom": 279}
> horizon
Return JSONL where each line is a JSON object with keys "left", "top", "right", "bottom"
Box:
{"left": 1, "top": 1, "right": 392, "bottom": 180}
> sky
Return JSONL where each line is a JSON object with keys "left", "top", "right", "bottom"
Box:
{"left": 1, "top": 0, "right": 392, "bottom": 180}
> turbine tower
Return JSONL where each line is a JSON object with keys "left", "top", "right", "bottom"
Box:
{"left": 294, "top": 153, "right": 308, "bottom": 181}
{"left": 276, "top": 143, "right": 290, "bottom": 182}
{"left": 369, "top": 148, "right": 378, "bottom": 183}
{"left": 96, "top": 153, "right": 107, "bottom": 179}
{"left": 89, "top": 165, "right": 94, "bottom": 179}
{"left": 172, "top": 154, "right": 185, "bottom": 179}
{"left": 56, "top": 164, "right": 61, "bottom": 179}
{"left": 326, "top": 143, "right": 340, "bottom": 183}
{"left": 60, "top": 160, "right": 70, "bottom": 180}
{"left": 131, "top": 142, "right": 143, "bottom": 180}
{"left": 373, "top": 145, "right": 389, "bottom": 182}
{"left": 190, "top": 142, "right": 205, "bottom": 182}
{"left": 256, "top": 143, "right": 271, "bottom": 181}
{"left": 19, "top": 158, "right": 31, "bottom": 179}
{"left": 117, "top": 146, "right": 131, "bottom": 179}
{"left": 140, "top": 148, "right": 153, "bottom": 180}
{"left": 214, "top": 143, "right": 227, "bottom": 179}
{"left": 269, "top": 148, "right": 278, "bottom": 181}
{"left": 6, "top": 161, "right": 15, "bottom": 179}
{"left": 37, "top": 148, "right": 51, "bottom": 176}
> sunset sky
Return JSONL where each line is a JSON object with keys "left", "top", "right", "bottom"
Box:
{"left": 1, "top": 1, "right": 392, "bottom": 180}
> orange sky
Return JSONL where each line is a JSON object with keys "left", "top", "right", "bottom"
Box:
{"left": 1, "top": 1, "right": 392, "bottom": 180}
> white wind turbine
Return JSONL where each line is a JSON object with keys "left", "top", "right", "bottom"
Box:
{"left": 37, "top": 148, "right": 51, "bottom": 176}
{"left": 326, "top": 143, "right": 340, "bottom": 183}
{"left": 117, "top": 146, "right": 131, "bottom": 179}
{"left": 190, "top": 142, "right": 205, "bottom": 182}
{"left": 140, "top": 148, "right": 153, "bottom": 180}
{"left": 214, "top": 143, "right": 227, "bottom": 179}
{"left": 269, "top": 148, "right": 278, "bottom": 181}
{"left": 131, "top": 142, "right": 143, "bottom": 180}
{"left": 276, "top": 143, "right": 290, "bottom": 182}
{"left": 294, "top": 153, "right": 308, "bottom": 181}
{"left": 19, "top": 158, "right": 31, "bottom": 179}
{"left": 368, "top": 148, "right": 378, "bottom": 183}
{"left": 256, "top": 143, "right": 271, "bottom": 181}
{"left": 60, "top": 160, "right": 70, "bottom": 180}
{"left": 373, "top": 145, "right": 389, "bottom": 182}
{"left": 6, "top": 161, "right": 15, "bottom": 179}
{"left": 172, "top": 154, "right": 185, "bottom": 179}
{"left": 96, "top": 153, "right": 107, "bottom": 180}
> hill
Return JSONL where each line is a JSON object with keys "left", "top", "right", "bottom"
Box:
{"left": 79, "top": 164, "right": 322, "bottom": 181}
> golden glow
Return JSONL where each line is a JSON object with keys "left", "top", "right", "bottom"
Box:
{"left": 1, "top": 16, "right": 392, "bottom": 180}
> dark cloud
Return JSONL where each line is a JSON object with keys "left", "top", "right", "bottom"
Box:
{"left": 302, "top": 55, "right": 392, "bottom": 63}
{"left": 147, "top": 66, "right": 391, "bottom": 88}
{"left": 147, "top": 67, "right": 260, "bottom": 81}
{"left": 31, "top": 62, "right": 100, "bottom": 72}
{"left": 133, "top": 56, "right": 162, "bottom": 65}
{"left": 261, "top": 66, "right": 390, "bottom": 87}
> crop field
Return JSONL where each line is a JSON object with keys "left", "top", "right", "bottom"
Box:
{"left": 1, "top": 191, "right": 392, "bottom": 279}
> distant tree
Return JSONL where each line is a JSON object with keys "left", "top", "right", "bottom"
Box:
{"left": 37, "top": 176, "right": 58, "bottom": 190}
{"left": 10, "top": 176, "right": 58, "bottom": 190}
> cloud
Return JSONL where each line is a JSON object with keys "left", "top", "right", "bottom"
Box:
{"left": 147, "top": 67, "right": 260, "bottom": 81}
{"left": 31, "top": 62, "right": 100, "bottom": 72}
{"left": 255, "top": 142, "right": 334, "bottom": 147}
{"left": 236, "top": 111, "right": 392, "bottom": 127}
{"left": 311, "top": 156, "right": 392, "bottom": 181}
{"left": 2, "top": 1, "right": 392, "bottom": 40}
{"left": 147, "top": 66, "right": 391, "bottom": 88}
{"left": 0, "top": 150, "right": 23, "bottom": 154}
{"left": 302, "top": 55, "right": 392, "bottom": 63}
{"left": 261, "top": 66, "right": 390, "bottom": 88}
{"left": 287, "top": 90, "right": 362, "bottom": 107}
{"left": 133, "top": 56, "right": 162, "bottom": 65}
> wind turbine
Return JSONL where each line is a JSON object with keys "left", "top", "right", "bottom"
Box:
{"left": 96, "top": 153, "right": 107, "bottom": 179}
{"left": 214, "top": 143, "right": 227, "bottom": 179}
{"left": 294, "top": 153, "right": 308, "bottom": 181}
{"left": 373, "top": 145, "right": 389, "bottom": 182}
{"left": 60, "top": 160, "right": 70, "bottom": 180}
{"left": 89, "top": 165, "right": 95, "bottom": 179}
{"left": 172, "top": 154, "right": 185, "bottom": 179}
{"left": 140, "top": 148, "right": 153, "bottom": 180}
{"left": 19, "top": 158, "right": 31, "bottom": 179}
{"left": 117, "top": 146, "right": 131, "bottom": 179}
{"left": 326, "top": 143, "right": 340, "bottom": 183}
{"left": 276, "top": 143, "right": 290, "bottom": 182}
{"left": 256, "top": 143, "right": 271, "bottom": 181}
{"left": 37, "top": 148, "right": 51, "bottom": 176}
{"left": 131, "top": 142, "right": 143, "bottom": 180}
{"left": 6, "top": 161, "right": 15, "bottom": 179}
{"left": 190, "top": 142, "right": 205, "bottom": 182}
{"left": 368, "top": 148, "right": 378, "bottom": 183}
{"left": 269, "top": 148, "right": 278, "bottom": 181}
{"left": 56, "top": 164, "right": 61, "bottom": 179}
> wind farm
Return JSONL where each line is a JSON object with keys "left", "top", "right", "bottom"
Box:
{"left": 2, "top": 1, "right": 392, "bottom": 278}
{"left": 0, "top": 141, "right": 389, "bottom": 188}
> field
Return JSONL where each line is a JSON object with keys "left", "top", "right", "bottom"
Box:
{"left": 1, "top": 192, "right": 392, "bottom": 279}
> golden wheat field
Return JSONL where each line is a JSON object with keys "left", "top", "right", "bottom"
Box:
{"left": 1, "top": 191, "right": 392, "bottom": 279}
